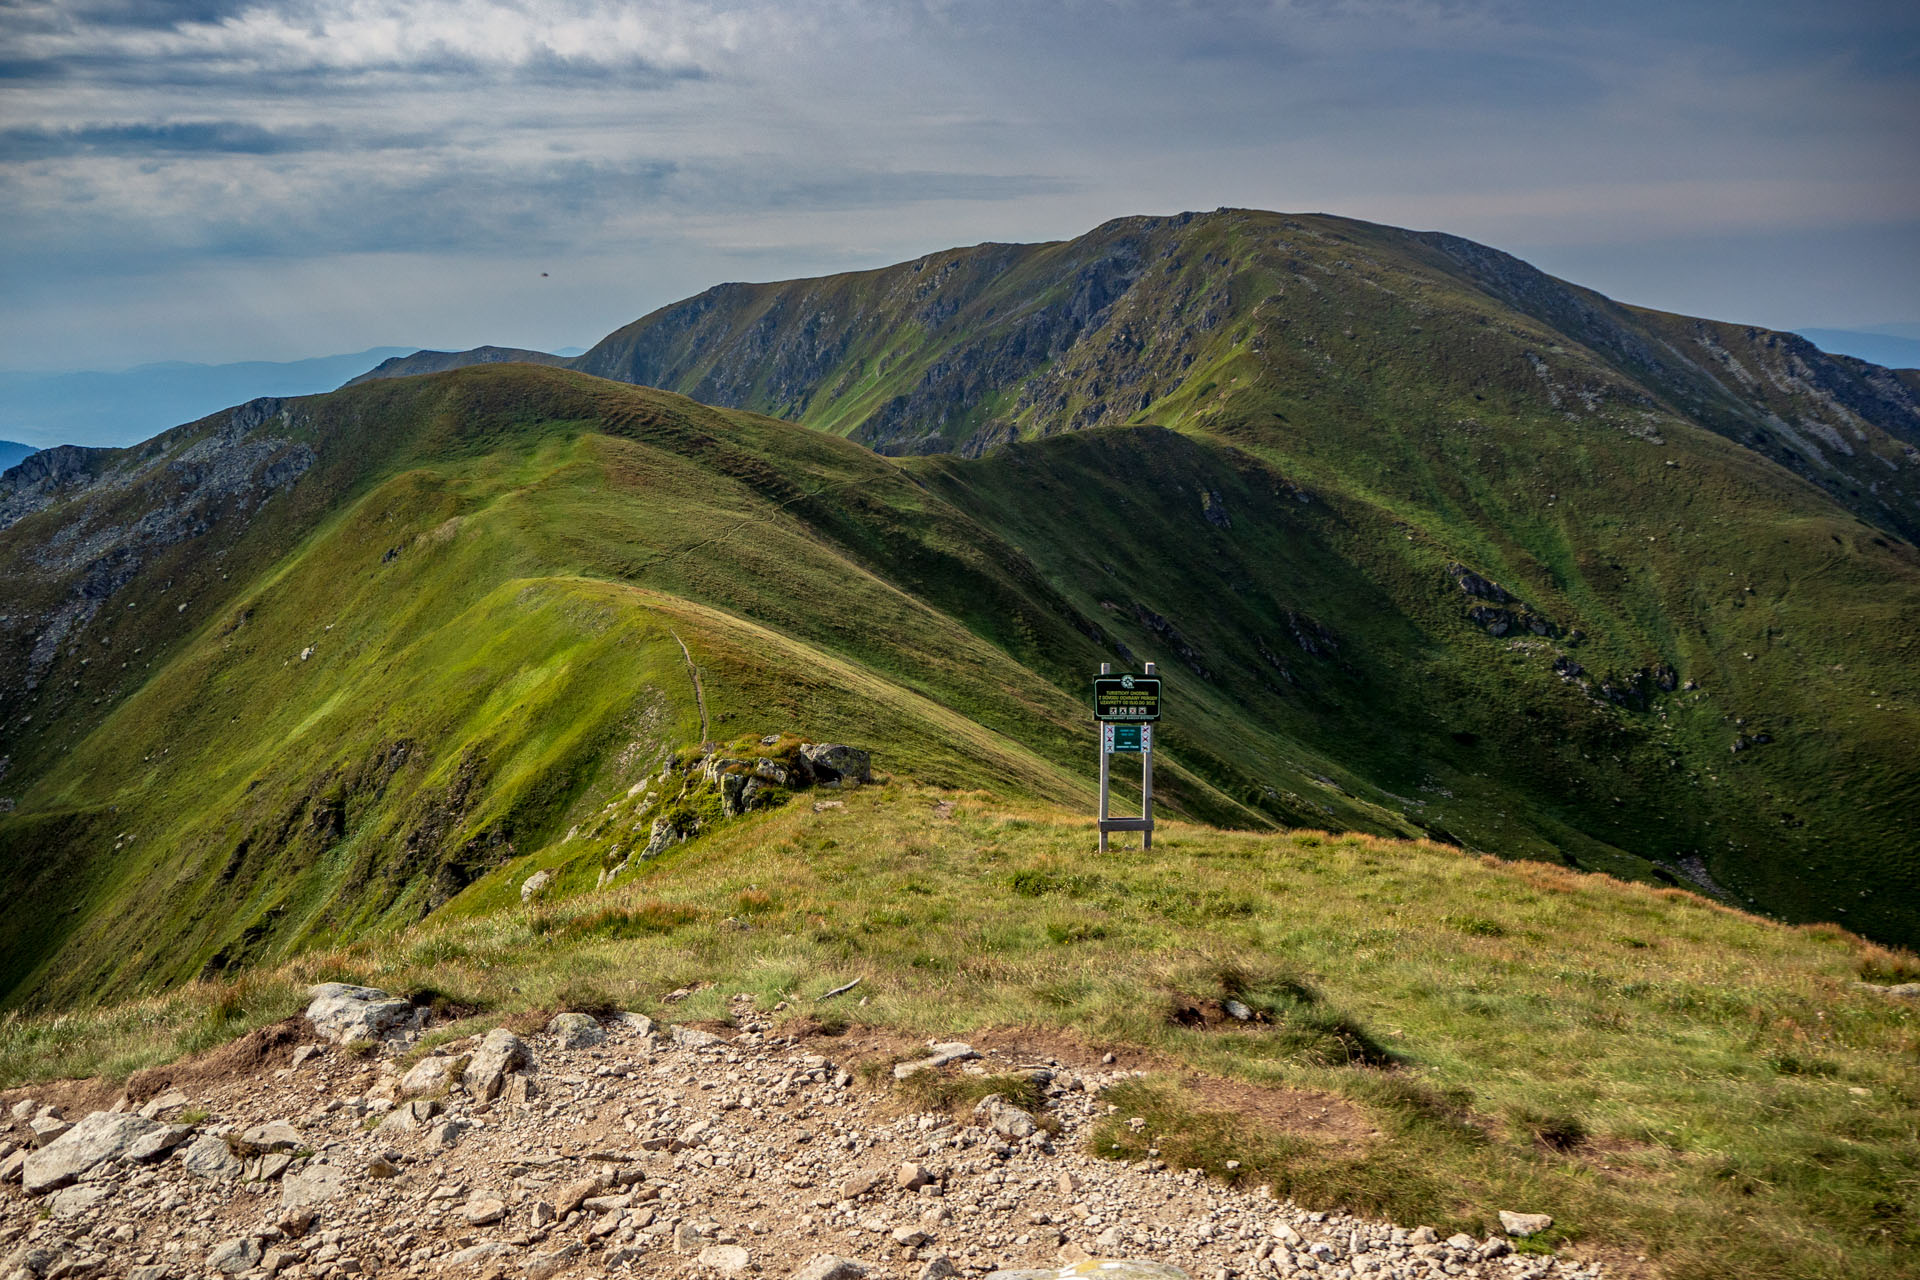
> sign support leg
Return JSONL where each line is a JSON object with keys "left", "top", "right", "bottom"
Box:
{"left": 1141, "top": 735, "right": 1153, "bottom": 851}
{"left": 1097, "top": 661, "right": 1111, "bottom": 852}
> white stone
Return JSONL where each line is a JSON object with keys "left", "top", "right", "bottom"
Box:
{"left": 1498, "top": 1210, "right": 1553, "bottom": 1237}
{"left": 303, "top": 983, "right": 416, "bottom": 1043}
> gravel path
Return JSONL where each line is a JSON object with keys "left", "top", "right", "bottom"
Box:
{"left": 0, "top": 995, "right": 1606, "bottom": 1280}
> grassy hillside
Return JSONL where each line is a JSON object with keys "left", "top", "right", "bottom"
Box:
{"left": 342, "top": 211, "right": 1920, "bottom": 946}
{"left": 1, "top": 369, "right": 1308, "bottom": 1007}
{"left": 4, "top": 785, "right": 1915, "bottom": 1280}
{"left": 3, "top": 350, "right": 1919, "bottom": 1010}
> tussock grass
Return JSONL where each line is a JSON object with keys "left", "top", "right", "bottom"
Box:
{"left": 2, "top": 785, "right": 1913, "bottom": 1279}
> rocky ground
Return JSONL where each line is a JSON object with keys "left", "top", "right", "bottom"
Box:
{"left": 0, "top": 989, "right": 1608, "bottom": 1280}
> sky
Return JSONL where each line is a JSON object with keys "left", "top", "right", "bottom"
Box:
{"left": 2, "top": 0, "right": 1917, "bottom": 373}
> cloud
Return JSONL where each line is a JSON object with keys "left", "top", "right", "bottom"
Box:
{"left": 0, "top": 0, "right": 1916, "bottom": 369}
{"left": 0, "top": 119, "right": 424, "bottom": 157}
{"left": 1, "top": 0, "right": 757, "bottom": 81}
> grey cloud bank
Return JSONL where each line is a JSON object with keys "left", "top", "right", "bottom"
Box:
{"left": 2, "top": 0, "right": 1916, "bottom": 372}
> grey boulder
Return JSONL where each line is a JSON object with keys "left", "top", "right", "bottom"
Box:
{"left": 22, "top": 1111, "right": 165, "bottom": 1194}
{"left": 280, "top": 1160, "right": 350, "bottom": 1210}
{"left": 548, "top": 1011, "right": 605, "bottom": 1049}
{"left": 799, "top": 744, "right": 872, "bottom": 784}
{"left": 181, "top": 1133, "right": 243, "bottom": 1180}
{"left": 463, "top": 1027, "right": 531, "bottom": 1102}
{"left": 304, "top": 983, "right": 416, "bottom": 1043}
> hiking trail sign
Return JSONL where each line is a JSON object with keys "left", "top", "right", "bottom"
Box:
{"left": 1095, "top": 662, "right": 1157, "bottom": 851}
{"left": 1093, "top": 673, "right": 1161, "bottom": 721}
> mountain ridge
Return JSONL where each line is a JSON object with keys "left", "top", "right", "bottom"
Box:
{"left": 351, "top": 211, "right": 1920, "bottom": 545}
{"left": 2, "top": 211, "right": 1918, "bottom": 1014}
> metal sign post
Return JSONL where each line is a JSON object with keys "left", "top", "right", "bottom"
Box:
{"left": 1094, "top": 661, "right": 1158, "bottom": 851}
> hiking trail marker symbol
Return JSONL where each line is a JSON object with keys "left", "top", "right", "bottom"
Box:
{"left": 1094, "top": 662, "right": 1158, "bottom": 851}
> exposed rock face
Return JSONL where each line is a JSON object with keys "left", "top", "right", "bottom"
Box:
{"left": 798, "top": 744, "right": 872, "bottom": 785}
{"left": 0, "top": 400, "right": 316, "bottom": 696}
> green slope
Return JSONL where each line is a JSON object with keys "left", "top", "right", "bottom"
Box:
{"left": 4, "top": 211, "right": 1920, "bottom": 1008}
{"left": 0, "top": 369, "right": 1295, "bottom": 1006}
{"left": 345, "top": 209, "right": 1920, "bottom": 946}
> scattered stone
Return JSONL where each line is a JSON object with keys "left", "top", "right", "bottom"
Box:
{"left": 791, "top": 1255, "right": 867, "bottom": 1280}
{"left": 444, "top": 1241, "right": 519, "bottom": 1267}
{"left": 1498, "top": 1210, "right": 1553, "bottom": 1237}
{"left": 26, "top": 1114, "right": 69, "bottom": 1147}
{"left": 549, "top": 1011, "right": 605, "bottom": 1049}
{"left": 378, "top": 1098, "right": 442, "bottom": 1135}
{"left": 0, "top": 987, "right": 1587, "bottom": 1280}
{"left": 137, "top": 1089, "right": 190, "bottom": 1120}
{"left": 239, "top": 1120, "right": 304, "bottom": 1153}
{"left": 973, "top": 1093, "right": 1036, "bottom": 1139}
{"left": 303, "top": 983, "right": 416, "bottom": 1043}
{"left": 207, "top": 1236, "right": 263, "bottom": 1274}
{"left": 462, "top": 1028, "right": 530, "bottom": 1103}
{"left": 526, "top": 1243, "right": 585, "bottom": 1279}
{"left": 465, "top": 1194, "right": 507, "bottom": 1225}
{"left": 1222, "top": 1000, "right": 1253, "bottom": 1021}
{"left": 400, "top": 1054, "right": 462, "bottom": 1098}
{"left": 700, "top": 1244, "right": 753, "bottom": 1274}
{"left": 520, "top": 869, "right": 553, "bottom": 902}
{"left": 46, "top": 1184, "right": 109, "bottom": 1218}
{"left": 556, "top": 1172, "right": 612, "bottom": 1215}
{"left": 279, "top": 1160, "right": 350, "bottom": 1209}
{"left": 894, "top": 1042, "right": 978, "bottom": 1079}
{"left": 124, "top": 1123, "right": 192, "bottom": 1163}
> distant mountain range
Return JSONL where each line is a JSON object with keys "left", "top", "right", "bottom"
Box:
{"left": 1795, "top": 325, "right": 1920, "bottom": 371}
{"left": 0, "top": 349, "right": 417, "bottom": 449}
{"left": 1, "top": 347, "right": 593, "bottom": 451}
{"left": 0, "top": 441, "right": 35, "bottom": 471}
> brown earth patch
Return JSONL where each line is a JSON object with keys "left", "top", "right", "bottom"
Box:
{"left": 0, "top": 1073, "right": 122, "bottom": 1118}
{"left": 1173, "top": 1073, "right": 1377, "bottom": 1149}
{"left": 122, "top": 1016, "right": 314, "bottom": 1102}
{"left": 1559, "top": 1239, "right": 1663, "bottom": 1280}
{"left": 793, "top": 1023, "right": 1370, "bottom": 1153}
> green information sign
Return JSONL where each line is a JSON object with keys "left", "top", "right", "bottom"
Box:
{"left": 1093, "top": 673, "right": 1162, "bottom": 722}
{"left": 1111, "top": 724, "right": 1143, "bottom": 751}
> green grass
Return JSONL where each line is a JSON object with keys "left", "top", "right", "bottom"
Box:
{"left": 553, "top": 210, "right": 1920, "bottom": 946}
{"left": 4, "top": 783, "right": 1914, "bottom": 1280}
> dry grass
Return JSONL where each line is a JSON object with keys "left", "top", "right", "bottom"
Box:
{"left": 3, "top": 784, "right": 1915, "bottom": 1280}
